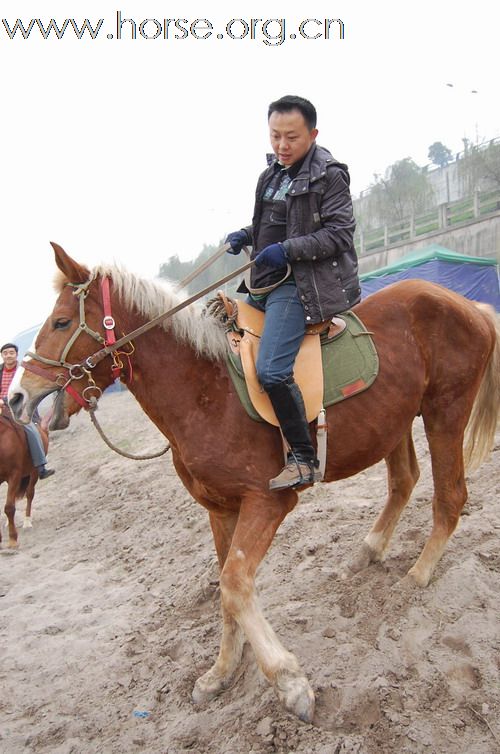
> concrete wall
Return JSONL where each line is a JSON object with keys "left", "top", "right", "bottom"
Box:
{"left": 358, "top": 211, "right": 500, "bottom": 275}
{"left": 426, "top": 161, "right": 467, "bottom": 204}
{"left": 354, "top": 136, "right": 500, "bottom": 223}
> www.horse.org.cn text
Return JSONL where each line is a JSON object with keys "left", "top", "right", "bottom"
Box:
{"left": 1, "top": 14, "right": 346, "bottom": 46}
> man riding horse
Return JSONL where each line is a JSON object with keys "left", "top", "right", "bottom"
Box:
{"left": 226, "top": 94, "right": 360, "bottom": 490}
{"left": 0, "top": 343, "right": 55, "bottom": 479}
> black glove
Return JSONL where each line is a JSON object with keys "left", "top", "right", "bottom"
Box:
{"left": 226, "top": 229, "right": 250, "bottom": 255}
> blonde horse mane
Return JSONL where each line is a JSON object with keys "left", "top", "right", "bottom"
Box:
{"left": 463, "top": 303, "right": 500, "bottom": 470}
{"left": 87, "top": 264, "right": 229, "bottom": 362}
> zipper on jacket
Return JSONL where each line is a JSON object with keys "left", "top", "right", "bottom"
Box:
{"left": 310, "top": 264, "right": 323, "bottom": 322}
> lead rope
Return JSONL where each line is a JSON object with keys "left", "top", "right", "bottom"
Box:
{"left": 87, "top": 397, "right": 170, "bottom": 460}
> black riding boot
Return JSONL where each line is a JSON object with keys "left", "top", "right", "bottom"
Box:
{"left": 266, "top": 377, "right": 320, "bottom": 491}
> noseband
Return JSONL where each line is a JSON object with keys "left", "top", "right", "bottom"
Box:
{"left": 22, "top": 277, "right": 132, "bottom": 410}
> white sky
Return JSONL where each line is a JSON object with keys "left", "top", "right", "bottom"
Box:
{"left": 1, "top": 0, "right": 498, "bottom": 346}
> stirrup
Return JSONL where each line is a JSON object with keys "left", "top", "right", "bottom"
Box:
{"left": 269, "top": 455, "right": 321, "bottom": 491}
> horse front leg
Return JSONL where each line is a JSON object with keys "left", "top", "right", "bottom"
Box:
{"left": 23, "top": 474, "right": 37, "bottom": 529}
{"left": 218, "top": 493, "right": 315, "bottom": 722}
{"left": 193, "top": 509, "right": 246, "bottom": 704}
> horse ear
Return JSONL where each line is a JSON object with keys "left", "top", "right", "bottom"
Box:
{"left": 50, "top": 242, "right": 90, "bottom": 283}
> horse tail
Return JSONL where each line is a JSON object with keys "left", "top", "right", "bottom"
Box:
{"left": 463, "top": 303, "right": 500, "bottom": 470}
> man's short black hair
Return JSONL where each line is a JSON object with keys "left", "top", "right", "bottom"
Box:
{"left": 268, "top": 95, "right": 317, "bottom": 130}
{"left": 1, "top": 343, "right": 18, "bottom": 353}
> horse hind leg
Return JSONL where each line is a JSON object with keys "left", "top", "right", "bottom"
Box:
{"left": 408, "top": 427, "right": 467, "bottom": 587}
{"left": 345, "top": 429, "right": 420, "bottom": 576}
{"left": 192, "top": 510, "right": 246, "bottom": 705}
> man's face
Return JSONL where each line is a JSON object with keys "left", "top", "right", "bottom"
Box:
{"left": 1, "top": 347, "right": 18, "bottom": 370}
{"left": 269, "top": 109, "right": 318, "bottom": 167}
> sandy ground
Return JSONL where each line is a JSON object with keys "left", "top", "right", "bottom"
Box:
{"left": 1, "top": 389, "right": 499, "bottom": 754}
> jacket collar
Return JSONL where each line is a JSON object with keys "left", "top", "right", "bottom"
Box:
{"left": 265, "top": 145, "right": 348, "bottom": 190}
{"left": 265, "top": 143, "right": 317, "bottom": 171}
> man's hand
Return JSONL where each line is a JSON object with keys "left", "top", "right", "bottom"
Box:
{"left": 226, "top": 230, "right": 250, "bottom": 255}
{"left": 254, "top": 242, "right": 288, "bottom": 269}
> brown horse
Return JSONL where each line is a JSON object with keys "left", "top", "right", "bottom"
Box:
{"left": 0, "top": 409, "right": 48, "bottom": 548}
{"left": 10, "top": 243, "right": 500, "bottom": 722}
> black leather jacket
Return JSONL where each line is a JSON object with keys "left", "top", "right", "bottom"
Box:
{"left": 247, "top": 144, "right": 361, "bottom": 324}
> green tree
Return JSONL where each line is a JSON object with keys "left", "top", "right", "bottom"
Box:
{"left": 158, "top": 241, "right": 244, "bottom": 298}
{"left": 368, "top": 158, "right": 434, "bottom": 224}
{"left": 428, "top": 141, "right": 453, "bottom": 168}
{"left": 158, "top": 254, "right": 192, "bottom": 282}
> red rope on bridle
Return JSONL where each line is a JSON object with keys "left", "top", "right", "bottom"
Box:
{"left": 22, "top": 276, "right": 132, "bottom": 410}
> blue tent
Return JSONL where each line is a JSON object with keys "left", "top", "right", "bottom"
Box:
{"left": 360, "top": 245, "right": 500, "bottom": 311}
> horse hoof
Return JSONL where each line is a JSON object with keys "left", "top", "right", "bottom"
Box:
{"left": 276, "top": 672, "right": 315, "bottom": 723}
{"left": 339, "top": 568, "right": 353, "bottom": 581}
{"left": 23, "top": 518, "right": 33, "bottom": 529}
{"left": 342, "top": 542, "right": 378, "bottom": 578}
{"left": 1, "top": 546, "right": 18, "bottom": 556}
{"left": 192, "top": 673, "right": 229, "bottom": 705}
{"left": 406, "top": 567, "right": 431, "bottom": 588}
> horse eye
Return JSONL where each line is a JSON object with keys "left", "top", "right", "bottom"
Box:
{"left": 54, "top": 318, "right": 71, "bottom": 330}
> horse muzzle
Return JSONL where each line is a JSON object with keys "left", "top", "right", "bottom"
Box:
{"left": 9, "top": 384, "right": 69, "bottom": 430}
{"left": 8, "top": 387, "right": 35, "bottom": 426}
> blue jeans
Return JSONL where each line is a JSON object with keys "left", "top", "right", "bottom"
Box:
{"left": 24, "top": 423, "right": 47, "bottom": 468}
{"left": 248, "top": 284, "right": 306, "bottom": 389}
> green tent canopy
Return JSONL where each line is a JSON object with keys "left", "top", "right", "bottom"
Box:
{"left": 360, "top": 245, "right": 500, "bottom": 310}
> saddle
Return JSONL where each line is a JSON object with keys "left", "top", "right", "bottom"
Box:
{"left": 208, "top": 293, "right": 378, "bottom": 481}
{"left": 224, "top": 299, "right": 346, "bottom": 426}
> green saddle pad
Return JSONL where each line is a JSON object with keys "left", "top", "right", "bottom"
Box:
{"left": 226, "top": 310, "right": 379, "bottom": 422}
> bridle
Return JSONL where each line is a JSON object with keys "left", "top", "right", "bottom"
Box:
{"left": 22, "top": 276, "right": 133, "bottom": 410}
